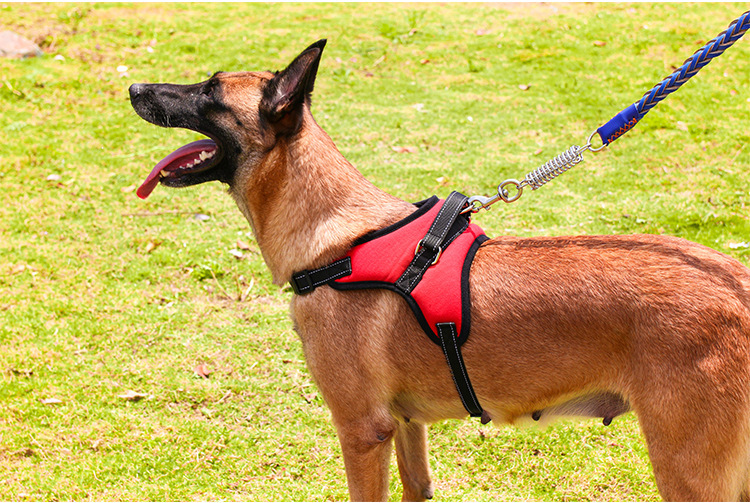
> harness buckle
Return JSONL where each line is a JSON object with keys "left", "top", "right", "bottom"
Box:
{"left": 414, "top": 240, "right": 442, "bottom": 265}
{"left": 290, "top": 270, "right": 314, "bottom": 295}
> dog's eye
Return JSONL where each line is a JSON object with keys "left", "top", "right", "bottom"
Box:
{"left": 201, "top": 82, "right": 216, "bottom": 97}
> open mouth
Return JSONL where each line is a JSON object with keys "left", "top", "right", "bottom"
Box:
{"left": 136, "top": 138, "right": 223, "bottom": 199}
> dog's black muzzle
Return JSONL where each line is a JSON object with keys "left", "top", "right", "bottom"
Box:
{"left": 129, "top": 82, "right": 206, "bottom": 131}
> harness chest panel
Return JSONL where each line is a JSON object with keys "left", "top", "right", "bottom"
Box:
{"left": 328, "top": 196, "right": 487, "bottom": 345}
{"left": 291, "top": 193, "right": 490, "bottom": 420}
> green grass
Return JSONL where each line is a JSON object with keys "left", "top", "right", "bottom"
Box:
{"left": 1, "top": 3, "right": 749, "bottom": 501}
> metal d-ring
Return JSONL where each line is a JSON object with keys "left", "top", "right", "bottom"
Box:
{"left": 414, "top": 239, "right": 442, "bottom": 265}
{"left": 586, "top": 129, "right": 607, "bottom": 152}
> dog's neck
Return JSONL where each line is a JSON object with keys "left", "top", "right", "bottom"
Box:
{"left": 230, "top": 112, "right": 415, "bottom": 285}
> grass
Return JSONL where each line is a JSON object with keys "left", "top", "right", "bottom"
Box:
{"left": 1, "top": 2, "right": 749, "bottom": 501}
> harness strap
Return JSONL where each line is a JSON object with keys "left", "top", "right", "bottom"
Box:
{"left": 420, "top": 192, "right": 469, "bottom": 253}
{"left": 410, "top": 192, "right": 489, "bottom": 420}
{"left": 290, "top": 257, "right": 351, "bottom": 295}
{"left": 437, "top": 322, "right": 490, "bottom": 424}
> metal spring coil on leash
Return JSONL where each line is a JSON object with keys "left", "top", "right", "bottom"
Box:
{"left": 465, "top": 143, "right": 591, "bottom": 211}
{"left": 523, "top": 146, "right": 586, "bottom": 190}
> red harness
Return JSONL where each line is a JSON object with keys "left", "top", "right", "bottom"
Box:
{"left": 330, "top": 196, "right": 486, "bottom": 344}
{"left": 291, "top": 193, "right": 490, "bottom": 421}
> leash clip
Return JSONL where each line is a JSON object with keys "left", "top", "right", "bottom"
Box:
{"left": 464, "top": 194, "right": 499, "bottom": 214}
{"left": 464, "top": 179, "right": 523, "bottom": 212}
{"left": 498, "top": 179, "right": 524, "bottom": 202}
{"left": 586, "top": 129, "right": 607, "bottom": 152}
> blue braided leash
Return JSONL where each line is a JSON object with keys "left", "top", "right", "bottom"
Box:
{"left": 466, "top": 10, "right": 750, "bottom": 211}
{"left": 597, "top": 9, "right": 750, "bottom": 147}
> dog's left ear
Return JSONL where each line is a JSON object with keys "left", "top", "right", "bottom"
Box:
{"left": 260, "top": 39, "right": 326, "bottom": 132}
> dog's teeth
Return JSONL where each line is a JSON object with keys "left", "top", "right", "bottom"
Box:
{"left": 199, "top": 150, "right": 215, "bottom": 161}
{"left": 160, "top": 170, "right": 168, "bottom": 177}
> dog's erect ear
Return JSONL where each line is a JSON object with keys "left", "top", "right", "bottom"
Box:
{"left": 260, "top": 39, "right": 326, "bottom": 131}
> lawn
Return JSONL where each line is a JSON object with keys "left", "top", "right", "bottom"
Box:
{"left": 1, "top": 3, "right": 749, "bottom": 501}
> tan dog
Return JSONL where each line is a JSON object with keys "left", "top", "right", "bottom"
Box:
{"left": 130, "top": 40, "right": 750, "bottom": 501}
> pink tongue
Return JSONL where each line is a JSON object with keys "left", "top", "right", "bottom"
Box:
{"left": 136, "top": 139, "right": 218, "bottom": 199}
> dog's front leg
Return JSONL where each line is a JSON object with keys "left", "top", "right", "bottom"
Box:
{"left": 395, "top": 420, "right": 434, "bottom": 501}
{"left": 333, "top": 412, "right": 396, "bottom": 501}
{"left": 292, "top": 290, "right": 406, "bottom": 500}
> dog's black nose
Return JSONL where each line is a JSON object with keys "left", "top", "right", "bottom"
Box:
{"left": 128, "top": 83, "right": 145, "bottom": 101}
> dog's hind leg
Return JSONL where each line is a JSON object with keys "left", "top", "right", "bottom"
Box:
{"left": 638, "top": 411, "right": 750, "bottom": 501}
{"left": 633, "top": 374, "right": 750, "bottom": 501}
{"left": 395, "top": 420, "right": 434, "bottom": 501}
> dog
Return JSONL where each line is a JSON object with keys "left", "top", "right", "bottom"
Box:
{"left": 129, "top": 40, "right": 750, "bottom": 501}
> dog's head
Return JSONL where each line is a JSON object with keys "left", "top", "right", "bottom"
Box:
{"left": 129, "top": 39, "right": 326, "bottom": 199}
